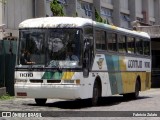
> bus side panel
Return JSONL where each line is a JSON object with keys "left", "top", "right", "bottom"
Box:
{"left": 105, "top": 55, "right": 123, "bottom": 95}
{"left": 146, "top": 72, "right": 151, "bottom": 89}
{"left": 119, "top": 56, "right": 151, "bottom": 94}
{"left": 121, "top": 72, "right": 138, "bottom": 93}
{"left": 139, "top": 72, "right": 151, "bottom": 91}
{"left": 92, "top": 54, "right": 112, "bottom": 97}
{"left": 119, "top": 56, "right": 128, "bottom": 93}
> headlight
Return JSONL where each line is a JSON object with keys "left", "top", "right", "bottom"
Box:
{"left": 15, "top": 79, "right": 27, "bottom": 83}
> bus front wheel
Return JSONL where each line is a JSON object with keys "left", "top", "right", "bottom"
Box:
{"left": 35, "top": 98, "right": 47, "bottom": 105}
{"left": 92, "top": 80, "right": 101, "bottom": 106}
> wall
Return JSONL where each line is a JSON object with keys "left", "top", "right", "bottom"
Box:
{"left": 4, "top": 0, "right": 34, "bottom": 37}
{"left": 112, "top": 0, "right": 120, "bottom": 26}
{"left": 101, "top": 0, "right": 113, "bottom": 9}
{"left": 128, "top": 0, "right": 136, "bottom": 22}
{"left": 0, "top": 2, "right": 3, "bottom": 39}
{"left": 0, "top": 2, "right": 2, "bottom": 24}
{"left": 142, "top": 0, "right": 149, "bottom": 23}
{"left": 135, "top": 0, "right": 143, "bottom": 18}
{"left": 0, "top": 40, "right": 17, "bottom": 95}
{"left": 155, "top": 0, "right": 160, "bottom": 24}
{"left": 82, "top": 0, "right": 93, "bottom": 3}
{"left": 35, "top": 0, "right": 45, "bottom": 17}
{"left": 65, "top": 0, "right": 76, "bottom": 17}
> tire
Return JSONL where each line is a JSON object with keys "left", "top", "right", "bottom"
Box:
{"left": 132, "top": 80, "right": 140, "bottom": 99}
{"left": 92, "top": 80, "right": 101, "bottom": 106}
{"left": 35, "top": 98, "right": 47, "bottom": 105}
{"left": 123, "top": 80, "right": 140, "bottom": 99}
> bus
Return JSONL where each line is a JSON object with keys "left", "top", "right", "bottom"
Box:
{"left": 14, "top": 17, "right": 151, "bottom": 106}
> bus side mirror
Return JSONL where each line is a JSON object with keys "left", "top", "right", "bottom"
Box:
{"left": 83, "top": 52, "right": 89, "bottom": 78}
{"left": 83, "top": 68, "right": 89, "bottom": 78}
{"left": 83, "top": 39, "right": 90, "bottom": 78}
{"left": 84, "top": 39, "right": 90, "bottom": 51}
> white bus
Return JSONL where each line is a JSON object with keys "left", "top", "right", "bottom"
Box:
{"left": 14, "top": 17, "right": 151, "bottom": 106}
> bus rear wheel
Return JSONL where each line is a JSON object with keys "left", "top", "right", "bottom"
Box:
{"left": 132, "top": 80, "right": 140, "bottom": 99}
{"left": 123, "top": 80, "right": 140, "bottom": 99}
{"left": 35, "top": 98, "right": 47, "bottom": 105}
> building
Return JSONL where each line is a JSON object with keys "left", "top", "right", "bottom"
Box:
{"left": 0, "top": 0, "right": 46, "bottom": 38}
{"left": 46, "top": 0, "right": 160, "bottom": 28}
{"left": 0, "top": 0, "right": 160, "bottom": 38}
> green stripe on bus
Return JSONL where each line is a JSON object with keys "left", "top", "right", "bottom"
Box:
{"left": 42, "top": 72, "right": 54, "bottom": 79}
{"left": 42, "top": 71, "right": 63, "bottom": 80}
{"left": 105, "top": 55, "right": 123, "bottom": 94}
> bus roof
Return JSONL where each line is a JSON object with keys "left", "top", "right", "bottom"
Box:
{"left": 19, "top": 17, "right": 150, "bottom": 39}
{"left": 94, "top": 22, "right": 150, "bottom": 39}
{"left": 19, "top": 17, "right": 93, "bottom": 29}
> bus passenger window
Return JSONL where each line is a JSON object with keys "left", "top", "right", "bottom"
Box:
{"left": 118, "top": 35, "right": 126, "bottom": 53}
{"left": 127, "top": 37, "right": 135, "bottom": 54}
{"left": 136, "top": 39, "right": 143, "bottom": 55}
{"left": 107, "top": 33, "right": 117, "bottom": 51}
{"left": 144, "top": 41, "right": 150, "bottom": 55}
{"left": 95, "top": 30, "right": 106, "bottom": 50}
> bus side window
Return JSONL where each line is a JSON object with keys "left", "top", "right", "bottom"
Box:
{"left": 127, "top": 37, "right": 135, "bottom": 54}
{"left": 107, "top": 33, "right": 117, "bottom": 51}
{"left": 95, "top": 30, "right": 106, "bottom": 50}
{"left": 118, "top": 35, "right": 127, "bottom": 53}
{"left": 144, "top": 40, "right": 150, "bottom": 56}
{"left": 136, "top": 38, "right": 143, "bottom": 55}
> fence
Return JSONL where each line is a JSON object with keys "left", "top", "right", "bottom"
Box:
{"left": 0, "top": 39, "right": 17, "bottom": 96}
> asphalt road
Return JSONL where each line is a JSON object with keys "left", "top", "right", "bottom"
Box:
{"left": 0, "top": 88, "right": 160, "bottom": 120}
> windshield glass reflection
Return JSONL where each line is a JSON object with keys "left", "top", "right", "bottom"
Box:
{"left": 19, "top": 29, "right": 82, "bottom": 68}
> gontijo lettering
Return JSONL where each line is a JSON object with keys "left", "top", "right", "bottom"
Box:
{"left": 128, "top": 60, "right": 151, "bottom": 69}
{"left": 128, "top": 60, "right": 142, "bottom": 68}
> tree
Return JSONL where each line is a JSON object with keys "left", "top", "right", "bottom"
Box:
{"left": 95, "top": 8, "right": 108, "bottom": 24}
{"left": 95, "top": 8, "right": 103, "bottom": 22}
{"left": 50, "top": 0, "right": 64, "bottom": 16}
{"left": 0, "top": 0, "right": 7, "bottom": 4}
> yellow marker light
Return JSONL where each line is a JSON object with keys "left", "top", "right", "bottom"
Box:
{"left": 75, "top": 79, "right": 80, "bottom": 85}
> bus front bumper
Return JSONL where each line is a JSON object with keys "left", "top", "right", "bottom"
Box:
{"left": 14, "top": 83, "right": 82, "bottom": 99}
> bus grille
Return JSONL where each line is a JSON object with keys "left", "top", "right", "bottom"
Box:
{"left": 47, "top": 80, "right": 61, "bottom": 83}
{"left": 30, "top": 80, "right": 43, "bottom": 83}
{"left": 29, "top": 79, "right": 61, "bottom": 83}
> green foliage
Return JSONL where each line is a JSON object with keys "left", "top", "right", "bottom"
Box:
{"left": 0, "top": 0, "right": 7, "bottom": 4}
{"left": 103, "top": 19, "right": 107, "bottom": 24}
{"left": 0, "top": 93, "right": 14, "bottom": 100}
{"left": 95, "top": 8, "right": 102, "bottom": 22}
{"left": 95, "top": 8, "right": 107, "bottom": 24}
{"left": 50, "top": 0, "right": 64, "bottom": 16}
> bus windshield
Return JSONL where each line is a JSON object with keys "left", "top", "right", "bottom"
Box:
{"left": 18, "top": 28, "right": 82, "bottom": 68}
